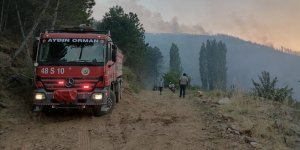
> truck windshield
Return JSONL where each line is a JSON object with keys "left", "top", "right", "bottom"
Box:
{"left": 38, "top": 38, "right": 105, "bottom": 65}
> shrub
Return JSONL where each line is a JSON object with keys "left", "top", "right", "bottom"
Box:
{"left": 163, "top": 71, "right": 180, "bottom": 88}
{"left": 123, "top": 66, "right": 143, "bottom": 93}
{"left": 252, "top": 71, "right": 293, "bottom": 102}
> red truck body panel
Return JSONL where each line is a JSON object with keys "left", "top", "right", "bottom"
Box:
{"left": 36, "top": 66, "right": 104, "bottom": 78}
{"left": 33, "top": 28, "right": 123, "bottom": 110}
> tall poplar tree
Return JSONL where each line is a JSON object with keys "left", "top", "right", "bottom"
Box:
{"left": 199, "top": 43, "right": 208, "bottom": 89}
{"left": 163, "top": 43, "right": 182, "bottom": 87}
{"left": 169, "top": 43, "right": 182, "bottom": 75}
{"left": 199, "top": 39, "right": 227, "bottom": 90}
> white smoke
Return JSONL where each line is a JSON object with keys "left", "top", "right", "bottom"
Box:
{"left": 92, "top": 0, "right": 208, "bottom": 34}
{"left": 92, "top": 0, "right": 300, "bottom": 51}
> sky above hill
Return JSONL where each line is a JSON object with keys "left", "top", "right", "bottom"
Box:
{"left": 93, "top": 0, "right": 300, "bottom": 51}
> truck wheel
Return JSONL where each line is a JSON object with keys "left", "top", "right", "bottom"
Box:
{"left": 119, "top": 81, "right": 122, "bottom": 100}
{"left": 93, "top": 90, "right": 116, "bottom": 116}
{"left": 105, "top": 90, "right": 116, "bottom": 113}
{"left": 93, "top": 106, "right": 101, "bottom": 116}
{"left": 115, "top": 82, "right": 121, "bottom": 103}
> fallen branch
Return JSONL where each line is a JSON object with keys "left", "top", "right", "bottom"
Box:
{"left": 51, "top": 0, "right": 60, "bottom": 28}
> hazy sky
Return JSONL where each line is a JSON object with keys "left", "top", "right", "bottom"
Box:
{"left": 93, "top": 0, "right": 300, "bottom": 51}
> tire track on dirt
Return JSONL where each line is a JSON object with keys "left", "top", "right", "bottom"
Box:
{"left": 103, "top": 110, "right": 137, "bottom": 149}
{"left": 78, "top": 129, "right": 91, "bottom": 150}
{"left": 104, "top": 118, "right": 121, "bottom": 150}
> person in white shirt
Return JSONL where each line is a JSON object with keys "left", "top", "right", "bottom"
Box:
{"left": 158, "top": 78, "right": 164, "bottom": 95}
{"left": 179, "top": 73, "right": 189, "bottom": 98}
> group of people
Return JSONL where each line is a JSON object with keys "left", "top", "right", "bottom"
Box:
{"left": 158, "top": 73, "right": 189, "bottom": 98}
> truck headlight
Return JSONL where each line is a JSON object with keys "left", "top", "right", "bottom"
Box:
{"left": 35, "top": 93, "right": 45, "bottom": 100}
{"left": 92, "top": 93, "right": 103, "bottom": 101}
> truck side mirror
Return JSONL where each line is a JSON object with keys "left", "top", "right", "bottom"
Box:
{"left": 32, "top": 37, "right": 39, "bottom": 61}
{"left": 112, "top": 44, "right": 117, "bottom": 62}
{"left": 112, "top": 44, "right": 117, "bottom": 50}
{"left": 112, "top": 49, "right": 117, "bottom": 62}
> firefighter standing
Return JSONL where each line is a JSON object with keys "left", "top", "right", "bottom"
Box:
{"left": 179, "top": 73, "right": 189, "bottom": 98}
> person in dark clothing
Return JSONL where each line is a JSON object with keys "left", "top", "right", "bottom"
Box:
{"left": 158, "top": 78, "right": 164, "bottom": 95}
{"left": 179, "top": 73, "right": 189, "bottom": 98}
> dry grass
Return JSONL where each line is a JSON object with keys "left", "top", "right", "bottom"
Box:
{"left": 215, "top": 90, "right": 300, "bottom": 149}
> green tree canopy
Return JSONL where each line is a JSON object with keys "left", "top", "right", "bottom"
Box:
{"left": 96, "top": 6, "right": 165, "bottom": 89}
{"left": 0, "top": 0, "right": 95, "bottom": 37}
{"left": 96, "top": 5, "right": 146, "bottom": 74}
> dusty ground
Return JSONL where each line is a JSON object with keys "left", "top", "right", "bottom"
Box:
{"left": 0, "top": 88, "right": 258, "bottom": 150}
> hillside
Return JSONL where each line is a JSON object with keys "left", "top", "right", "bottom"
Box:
{"left": 145, "top": 33, "right": 300, "bottom": 99}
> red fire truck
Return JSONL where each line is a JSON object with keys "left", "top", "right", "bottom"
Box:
{"left": 32, "top": 26, "right": 123, "bottom": 116}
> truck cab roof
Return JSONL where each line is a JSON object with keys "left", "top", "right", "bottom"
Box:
{"left": 41, "top": 33, "right": 111, "bottom": 41}
{"left": 41, "top": 26, "right": 112, "bottom": 41}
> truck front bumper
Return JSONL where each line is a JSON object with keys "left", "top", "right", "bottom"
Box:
{"left": 33, "top": 88, "right": 108, "bottom": 109}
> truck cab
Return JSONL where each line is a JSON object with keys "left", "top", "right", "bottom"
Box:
{"left": 32, "top": 26, "right": 123, "bottom": 116}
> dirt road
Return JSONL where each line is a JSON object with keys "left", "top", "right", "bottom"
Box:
{"left": 0, "top": 89, "right": 252, "bottom": 150}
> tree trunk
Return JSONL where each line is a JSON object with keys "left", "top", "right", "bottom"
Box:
{"left": 15, "top": 0, "right": 31, "bottom": 64}
{"left": 13, "top": 0, "right": 51, "bottom": 59}
{"left": 15, "top": 0, "right": 25, "bottom": 38}
{"left": 0, "top": 0, "right": 5, "bottom": 32}
{"left": 2, "top": 0, "right": 9, "bottom": 31}
{"left": 51, "top": 0, "right": 59, "bottom": 29}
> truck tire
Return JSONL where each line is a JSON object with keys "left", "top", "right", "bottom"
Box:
{"left": 93, "top": 107, "right": 102, "bottom": 116}
{"left": 119, "top": 81, "right": 122, "bottom": 100}
{"left": 93, "top": 90, "right": 116, "bottom": 116}
{"left": 115, "top": 82, "right": 121, "bottom": 103}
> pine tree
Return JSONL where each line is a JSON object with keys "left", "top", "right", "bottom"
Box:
{"left": 2, "top": 0, "right": 95, "bottom": 60}
{"left": 96, "top": 6, "right": 146, "bottom": 75}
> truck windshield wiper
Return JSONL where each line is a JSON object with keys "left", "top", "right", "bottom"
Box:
{"left": 66, "top": 60, "right": 102, "bottom": 66}
{"left": 38, "top": 61, "right": 66, "bottom": 66}
{"left": 68, "top": 60, "right": 92, "bottom": 62}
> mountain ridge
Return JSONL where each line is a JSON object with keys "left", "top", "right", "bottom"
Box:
{"left": 145, "top": 33, "right": 300, "bottom": 100}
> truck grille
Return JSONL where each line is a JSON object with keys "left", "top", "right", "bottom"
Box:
{"left": 41, "top": 78, "right": 100, "bottom": 91}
